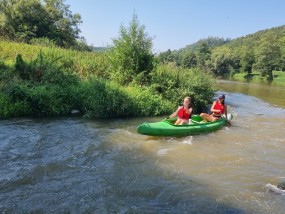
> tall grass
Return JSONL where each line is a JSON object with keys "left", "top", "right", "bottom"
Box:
{"left": 0, "top": 41, "right": 109, "bottom": 78}
{"left": 0, "top": 41, "right": 215, "bottom": 119}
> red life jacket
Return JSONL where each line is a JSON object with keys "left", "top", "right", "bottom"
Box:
{"left": 213, "top": 101, "right": 225, "bottom": 116}
{"left": 178, "top": 107, "right": 191, "bottom": 119}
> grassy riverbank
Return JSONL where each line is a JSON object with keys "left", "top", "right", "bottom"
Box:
{"left": 232, "top": 71, "right": 285, "bottom": 86}
{"left": 0, "top": 41, "right": 215, "bottom": 119}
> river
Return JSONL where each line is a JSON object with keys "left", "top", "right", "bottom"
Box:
{"left": 1, "top": 80, "right": 285, "bottom": 213}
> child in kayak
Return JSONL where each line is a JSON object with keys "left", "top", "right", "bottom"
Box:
{"left": 168, "top": 96, "right": 193, "bottom": 125}
{"left": 200, "top": 94, "right": 228, "bottom": 122}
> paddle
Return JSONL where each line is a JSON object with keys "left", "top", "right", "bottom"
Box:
{"left": 226, "top": 119, "right": 231, "bottom": 126}
{"left": 222, "top": 114, "right": 231, "bottom": 126}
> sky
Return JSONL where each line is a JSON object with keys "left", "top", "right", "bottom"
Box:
{"left": 65, "top": 0, "right": 285, "bottom": 53}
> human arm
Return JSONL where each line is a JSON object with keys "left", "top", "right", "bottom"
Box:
{"left": 168, "top": 106, "right": 182, "bottom": 118}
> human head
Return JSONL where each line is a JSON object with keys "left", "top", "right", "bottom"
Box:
{"left": 183, "top": 96, "right": 191, "bottom": 107}
{"left": 218, "top": 94, "right": 225, "bottom": 103}
{"left": 218, "top": 94, "right": 225, "bottom": 99}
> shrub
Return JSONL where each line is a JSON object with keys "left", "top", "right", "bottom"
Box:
{"left": 3, "top": 83, "right": 56, "bottom": 116}
{"left": 79, "top": 78, "right": 135, "bottom": 118}
{"left": 125, "top": 86, "right": 174, "bottom": 116}
{"left": 150, "top": 64, "right": 215, "bottom": 113}
{"left": 0, "top": 93, "right": 31, "bottom": 118}
{"left": 108, "top": 14, "right": 154, "bottom": 85}
{"left": 2, "top": 82, "right": 83, "bottom": 117}
{"left": 78, "top": 78, "right": 173, "bottom": 118}
{"left": 0, "top": 41, "right": 216, "bottom": 118}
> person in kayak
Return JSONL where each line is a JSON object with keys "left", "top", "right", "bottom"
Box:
{"left": 200, "top": 94, "right": 228, "bottom": 122}
{"left": 168, "top": 96, "right": 193, "bottom": 125}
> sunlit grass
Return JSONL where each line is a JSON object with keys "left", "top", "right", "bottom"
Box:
{"left": 232, "top": 71, "right": 285, "bottom": 86}
{"left": 0, "top": 41, "right": 215, "bottom": 118}
{"left": 0, "top": 40, "right": 108, "bottom": 78}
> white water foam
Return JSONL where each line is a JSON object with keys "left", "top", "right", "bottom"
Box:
{"left": 181, "top": 136, "right": 193, "bottom": 145}
{"left": 157, "top": 148, "right": 173, "bottom": 156}
{"left": 265, "top": 183, "right": 285, "bottom": 195}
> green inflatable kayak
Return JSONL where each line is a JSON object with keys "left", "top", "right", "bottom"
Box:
{"left": 137, "top": 114, "right": 233, "bottom": 137}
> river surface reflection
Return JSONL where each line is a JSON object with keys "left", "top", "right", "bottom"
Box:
{"left": 217, "top": 79, "right": 285, "bottom": 108}
{"left": 0, "top": 81, "right": 285, "bottom": 213}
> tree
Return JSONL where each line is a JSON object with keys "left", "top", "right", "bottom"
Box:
{"left": 210, "top": 46, "right": 239, "bottom": 76}
{"left": 196, "top": 42, "right": 211, "bottom": 69}
{"left": 181, "top": 51, "right": 197, "bottom": 68}
{"left": 109, "top": 14, "right": 154, "bottom": 85}
{"left": 240, "top": 49, "right": 255, "bottom": 74}
{"left": 0, "top": 0, "right": 82, "bottom": 48}
{"left": 158, "top": 49, "right": 174, "bottom": 63}
{"left": 253, "top": 38, "right": 281, "bottom": 80}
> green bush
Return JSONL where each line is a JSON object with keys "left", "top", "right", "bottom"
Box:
{"left": 77, "top": 78, "right": 173, "bottom": 119}
{"left": 2, "top": 83, "right": 71, "bottom": 117}
{"left": 178, "top": 68, "right": 215, "bottom": 113}
{"left": 150, "top": 64, "right": 215, "bottom": 113}
{"left": 150, "top": 63, "right": 181, "bottom": 100}
{"left": 0, "top": 60, "right": 14, "bottom": 83}
{"left": 27, "top": 85, "right": 70, "bottom": 116}
{"left": 0, "top": 41, "right": 216, "bottom": 118}
{"left": 126, "top": 86, "right": 174, "bottom": 116}
{"left": 14, "top": 52, "right": 78, "bottom": 84}
{"left": 79, "top": 78, "right": 135, "bottom": 118}
{"left": 1, "top": 51, "right": 82, "bottom": 117}
{"left": 108, "top": 14, "right": 154, "bottom": 85}
{"left": 0, "top": 94, "right": 31, "bottom": 118}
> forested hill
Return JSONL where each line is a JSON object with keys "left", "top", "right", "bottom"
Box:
{"left": 158, "top": 25, "right": 285, "bottom": 80}
{"left": 226, "top": 25, "right": 285, "bottom": 49}
{"left": 179, "top": 37, "right": 231, "bottom": 53}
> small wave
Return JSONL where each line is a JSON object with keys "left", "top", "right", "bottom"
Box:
{"left": 162, "top": 136, "right": 193, "bottom": 145}
{"left": 265, "top": 183, "right": 285, "bottom": 195}
{"left": 116, "top": 128, "right": 133, "bottom": 134}
{"left": 157, "top": 148, "right": 173, "bottom": 156}
{"left": 181, "top": 136, "right": 193, "bottom": 145}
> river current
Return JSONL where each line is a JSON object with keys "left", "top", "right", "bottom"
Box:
{"left": 1, "top": 80, "right": 285, "bottom": 213}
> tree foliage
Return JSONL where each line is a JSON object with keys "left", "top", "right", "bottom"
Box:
{"left": 108, "top": 14, "right": 154, "bottom": 85}
{"left": 196, "top": 42, "right": 211, "bottom": 69}
{"left": 158, "top": 26, "right": 285, "bottom": 79}
{"left": 240, "top": 49, "right": 255, "bottom": 74}
{"left": 0, "top": 0, "right": 83, "bottom": 49}
{"left": 253, "top": 35, "right": 281, "bottom": 80}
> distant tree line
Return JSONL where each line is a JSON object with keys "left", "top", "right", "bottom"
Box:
{"left": 0, "top": 0, "right": 91, "bottom": 51}
{"left": 158, "top": 26, "right": 285, "bottom": 80}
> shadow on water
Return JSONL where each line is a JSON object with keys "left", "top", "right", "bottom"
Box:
{"left": 0, "top": 118, "right": 245, "bottom": 213}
